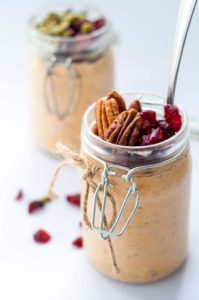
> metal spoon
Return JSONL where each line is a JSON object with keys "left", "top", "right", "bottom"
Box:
{"left": 167, "top": 0, "right": 197, "bottom": 105}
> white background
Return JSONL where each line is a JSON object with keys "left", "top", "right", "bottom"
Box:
{"left": 0, "top": 0, "right": 199, "bottom": 299}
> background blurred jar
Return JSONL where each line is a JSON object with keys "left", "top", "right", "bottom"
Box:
{"left": 81, "top": 93, "right": 192, "bottom": 283}
{"left": 28, "top": 3, "right": 114, "bottom": 153}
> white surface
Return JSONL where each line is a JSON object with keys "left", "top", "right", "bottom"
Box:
{"left": 0, "top": 0, "right": 199, "bottom": 299}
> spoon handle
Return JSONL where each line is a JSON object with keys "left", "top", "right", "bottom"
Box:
{"left": 167, "top": 0, "right": 197, "bottom": 105}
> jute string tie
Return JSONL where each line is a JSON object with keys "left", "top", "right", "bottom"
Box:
{"left": 48, "top": 143, "right": 120, "bottom": 273}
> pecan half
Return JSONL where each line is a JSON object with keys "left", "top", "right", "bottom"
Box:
{"left": 129, "top": 100, "right": 142, "bottom": 112}
{"left": 107, "top": 90, "right": 126, "bottom": 111}
{"left": 106, "top": 109, "right": 142, "bottom": 146}
{"left": 95, "top": 98, "right": 123, "bottom": 138}
{"left": 95, "top": 99, "right": 107, "bottom": 139}
{"left": 104, "top": 98, "right": 120, "bottom": 124}
{"left": 92, "top": 123, "right": 98, "bottom": 135}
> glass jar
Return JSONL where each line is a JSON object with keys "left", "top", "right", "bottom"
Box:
{"left": 27, "top": 3, "right": 114, "bottom": 153}
{"left": 81, "top": 92, "right": 191, "bottom": 283}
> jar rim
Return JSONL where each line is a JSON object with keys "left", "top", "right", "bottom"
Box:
{"left": 28, "top": 2, "right": 112, "bottom": 44}
{"left": 83, "top": 91, "right": 188, "bottom": 151}
{"left": 81, "top": 92, "right": 189, "bottom": 167}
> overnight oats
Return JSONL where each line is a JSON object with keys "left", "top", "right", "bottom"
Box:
{"left": 28, "top": 4, "right": 114, "bottom": 153}
{"left": 81, "top": 91, "right": 191, "bottom": 283}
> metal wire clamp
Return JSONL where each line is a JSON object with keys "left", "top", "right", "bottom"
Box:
{"left": 91, "top": 161, "right": 140, "bottom": 240}
{"left": 44, "top": 55, "right": 81, "bottom": 120}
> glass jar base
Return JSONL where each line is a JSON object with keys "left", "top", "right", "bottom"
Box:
{"left": 86, "top": 255, "right": 187, "bottom": 284}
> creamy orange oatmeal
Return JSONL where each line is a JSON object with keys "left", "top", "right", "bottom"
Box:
{"left": 28, "top": 49, "right": 113, "bottom": 152}
{"left": 82, "top": 150, "right": 191, "bottom": 283}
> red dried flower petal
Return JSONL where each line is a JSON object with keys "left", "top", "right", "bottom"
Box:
{"left": 72, "top": 237, "right": 83, "bottom": 248}
{"left": 66, "top": 194, "right": 81, "bottom": 207}
{"left": 33, "top": 229, "right": 51, "bottom": 244}
{"left": 15, "top": 189, "right": 24, "bottom": 201}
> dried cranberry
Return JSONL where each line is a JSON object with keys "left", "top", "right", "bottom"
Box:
{"left": 164, "top": 104, "right": 182, "bottom": 132}
{"left": 93, "top": 18, "right": 106, "bottom": 30}
{"left": 72, "top": 237, "right": 83, "bottom": 248}
{"left": 171, "top": 114, "right": 182, "bottom": 132}
{"left": 29, "top": 201, "right": 44, "bottom": 214}
{"left": 150, "top": 127, "right": 163, "bottom": 144}
{"left": 162, "top": 130, "right": 175, "bottom": 140}
{"left": 66, "top": 194, "right": 80, "bottom": 207}
{"left": 158, "top": 120, "right": 171, "bottom": 131}
{"left": 71, "top": 19, "right": 85, "bottom": 32}
{"left": 139, "top": 134, "right": 151, "bottom": 146}
{"left": 28, "top": 197, "right": 50, "bottom": 214}
{"left": 164, "top": 104, "right": 178, "bottom": 121}
{"left": 64, "top": 28, "right": 76, "bottom": 37}
{"left": 15, "top": 189, "right": 24, "bottom": 201}
{"left": 141, "top": 110, "right": 157, "bottom": 124}
{"left": 158, "top": 120, "right": 175, "bottom": 140}
{"left": 33, "top": 229, "right": 51, "bottom": 244}
{"left": 139, "top": 127, "right": 163, "bottom": 146}
{"left": 140, "top": 110, "right": 158, "bottom": 133}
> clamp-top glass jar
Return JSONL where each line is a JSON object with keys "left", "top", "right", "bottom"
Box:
{"left": 28, "top": 3, "right": 114, "bottom": 153}
{"left": 81, "top": 92, "right": 191, "bottom": 283}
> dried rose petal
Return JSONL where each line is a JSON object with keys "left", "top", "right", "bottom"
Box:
{"left": 66, "top": 194, "right": 80, "bottom": 207}
{"left": 33, "top": 229, "right": 51, "bottom": 244}
{"left": 72, "top": 237, "right": 83, "bottom": 248}
{"left": 28, "top": 197, "right": 50, "bottom": 214}
{"left": 15, "top": 189, "right": 24, "bottom": 201}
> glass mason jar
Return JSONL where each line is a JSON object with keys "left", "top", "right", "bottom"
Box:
{"left": 27, "top": 3, "right": 114, "bottom": 153}
{"left": 81, "top": 92, "right": 192, "bottom": 283}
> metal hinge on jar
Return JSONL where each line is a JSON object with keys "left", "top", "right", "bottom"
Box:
{"left": 91, "top": 161, "right": 141, "bottom": 240}
{"left": 90, "top": 145, "right": 186, "bottom": 241}
{"left": 44, "top": 55, "right": 81, "bottom": 120}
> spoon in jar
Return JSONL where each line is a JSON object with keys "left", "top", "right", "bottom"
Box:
{"left": 167, "top": 0, "right": 197, "bottom": 105}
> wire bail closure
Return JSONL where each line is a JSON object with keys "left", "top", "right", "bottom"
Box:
{"left": 44, "top": 55, "right": 81, "bottom": 120}
{"left": 91, "top": 161, "right": 140, "bottom": 240}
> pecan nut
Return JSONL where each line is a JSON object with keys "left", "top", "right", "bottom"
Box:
{"left": 95, "top": 97, "right": 123, "bottom": 139}
{"left": 129, "top": 99, "right": 142, "bottom": 112}
{"left": 104, "top": 98, "right": 120, "bottom": 124}
{"left": 92, "top": 123, "right": 98, "bottom": 135}
{"left": 106, "top": 109, "right": 142, "bottom": 146}
{"left": 95, "top": 99, "right": 107, "bottom": 139}
{"left": 107, "top": 90, "right": 126, "bottom": 111}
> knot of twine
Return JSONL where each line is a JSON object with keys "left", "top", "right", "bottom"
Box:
{"left": 48, "top": 143, "right": 120, "bottom": 273}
